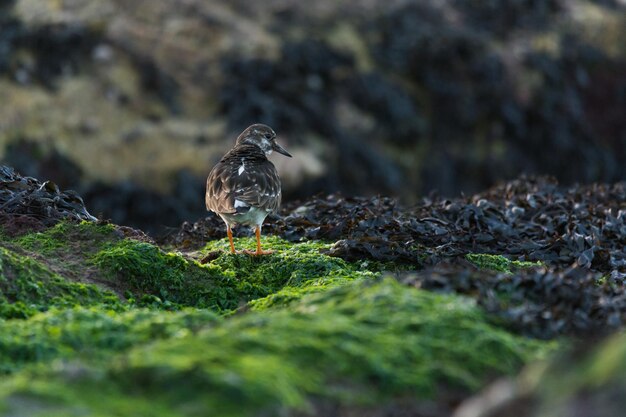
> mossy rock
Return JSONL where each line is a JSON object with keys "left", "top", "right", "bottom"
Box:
{"left": 0, "top": 245, "right": 121, "bottom": 320}
{"left": 0, "top": 220, "right": 558, "bottom": 417}
{"left": 93, "top": 235, "right": 375, "bottom": 312}
{"left": 0, "top": 307, "right": 217, "bottom": 374}
{"left": 0, "top": 279, "right": 554, "bottom": 417}
{"left": 7, "top": 221, "right": 124, "bottom": 305}
{"left": 4, "top": 222, "right": 374, "bottom": 314}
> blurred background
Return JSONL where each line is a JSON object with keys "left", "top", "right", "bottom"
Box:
{"left": 0, "top": 0, "right": 624, "bottom": 234}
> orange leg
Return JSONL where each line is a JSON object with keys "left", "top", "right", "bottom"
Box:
{"left": 243, "top": 226, "right": 273, "bottom": 256}
{"left": 255, "top": 226, "right": 262, "bottom": 255}
{"left": 227, "top": 226, "right": 236, "bottom": 254}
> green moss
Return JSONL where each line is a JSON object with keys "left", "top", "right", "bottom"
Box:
{"left": 15, "top": 226, "right": 68, "bottom": 254}
{"left": 9, "top": 221, "right": 123, "bottom": 297}
{"left": 0, "top": 246, "right": 122, "bottom": 319}
{"left": 0, "top": 307, "right": 217, "bottom": 374}
{"left": 466, "top": 253, "right": 542, "bottom": 273}
{"left": 15, "top": 221, "right": 117, "bottom": 255}
{"left": 0, "top": 279, "right": 554, "bottom": 417}
{"left": 93, "top": 236, "right": 375, "bottom": 312}
{"left": 203, "top": 234, "right": 331, "bottom": 254}
{"left": 5, "top": 226, "right": 377, "bottom": 315}
{"left": 0, "top": 225, "right": 556, "bottom": 416}
{"left": 93, "top": 239, "right": 217, "bottom": 308}
{"left": 247, "top": 274, "right": 361, "bottom": 310}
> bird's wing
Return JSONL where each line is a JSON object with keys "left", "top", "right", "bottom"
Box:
{"left": 206, "top": 159, "right": 282, "bottom": 214}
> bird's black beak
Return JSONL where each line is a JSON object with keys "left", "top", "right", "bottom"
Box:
{"left": 272, "top": 141, "right": 292, "bottom": 157}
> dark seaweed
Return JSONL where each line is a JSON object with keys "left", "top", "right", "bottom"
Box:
{"left": 0, "top": 165, "right": 96, "bottom": 235}
{"left": 167, "top": 176, "right": 626, "bottom": 275}
{"left": 397, "top": 264, "right": 625, "bottom": 339}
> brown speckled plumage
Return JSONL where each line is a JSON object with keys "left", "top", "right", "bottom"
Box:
{"left": 206, "top": 144, "right": 282, "bottom": 217}
{"left": 205, "top": 124, "right": 291, "bottom": 255}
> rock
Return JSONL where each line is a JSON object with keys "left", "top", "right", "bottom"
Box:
{"left": 454, "top": 331, "right": 626, "bottom": 417}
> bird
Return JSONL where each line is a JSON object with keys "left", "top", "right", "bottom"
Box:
{"left": 205, "top": 124, "right": 292, "bottom": 255}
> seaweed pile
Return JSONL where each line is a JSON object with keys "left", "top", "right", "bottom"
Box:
{"left": 0, "top": 165, "right": 95, "bottom": 235}
{"left": 166, "top": 176, "right": 626, "bottom": 275}
{"left": 398, "top": 265, "right": 624, "bottom": 339}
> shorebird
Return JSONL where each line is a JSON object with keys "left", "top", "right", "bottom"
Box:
{"left": 206, "top": 124, "right": 291, "bottom": 255}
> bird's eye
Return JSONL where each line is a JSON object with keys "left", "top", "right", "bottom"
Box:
{"left": 264, "top": 133, "right": 273, "bottom": 139}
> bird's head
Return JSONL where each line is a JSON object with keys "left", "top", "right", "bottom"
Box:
{"left": 235, "top": 124, "right": 292, "bottom": 157}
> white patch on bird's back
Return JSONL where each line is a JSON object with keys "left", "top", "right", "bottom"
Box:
{"left": 238, "top": 159, "right": 245, "bottom": 176}
{"left": 234, "top": 199, "right": 248, "bottom": 208}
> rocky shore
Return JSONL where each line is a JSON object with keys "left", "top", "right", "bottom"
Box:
{"left": 0, "top": 167, "right": 625, "bottom": 416}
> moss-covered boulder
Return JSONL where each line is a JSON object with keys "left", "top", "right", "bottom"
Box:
{"left": 6, "top": 221, "right": 374, "bottom": 314}
{"left": 0, "top": 279, "right": 554, "bottom": 417}
{"left": 93, "top": 232, "right": 375, "bottom": 311}
{"left": 0, "top": 245, "right": 121, "bottom": 320}
{"left": 0, "top": 307, "right": 217, "bottom": 374}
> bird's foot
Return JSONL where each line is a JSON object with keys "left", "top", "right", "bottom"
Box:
{"left": 242, "top": 249, "right": 274, "bottom": 256}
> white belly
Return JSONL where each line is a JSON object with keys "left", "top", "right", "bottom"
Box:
{"left": 219, "top": 207, "right": 271, "bottom": 227}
